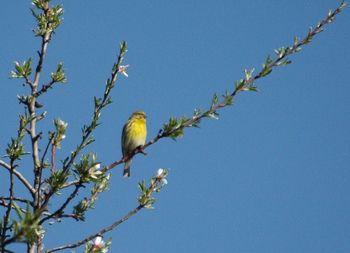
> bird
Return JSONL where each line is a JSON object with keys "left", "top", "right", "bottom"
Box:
{"left": 121, "top": 111, "right": 147, "bottom": 177}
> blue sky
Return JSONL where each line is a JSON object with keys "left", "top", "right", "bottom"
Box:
{"left": 1, "top": 1, "right": 350, "bottom": 252}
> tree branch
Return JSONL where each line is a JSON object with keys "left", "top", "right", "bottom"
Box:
{"left": 61, "top": 42, "right": 128, "bottom": 175}
{"left": 40, "top": 130, "right": 54, "bottom": 167}
{"left": 30, "top": 31, "right": 52, "bottom": 213}
{"left": 34, "top": 79, "right": 56, "bottom": 97}
{"left": 102, "top": 1, "right": 347, "bottom": 173}
{"left": 0, "top": 160, "right": 35, "bottom": 196}
{"left": 46, "top": 175, "right": 161, "bottom": 253}
{"left": 0, "top": 161, "right": 15, "bottom": 253}
{"left": 39, "top": 184, "right": 82, "bottom": 225}
{"left": 40, "top": 42, "right": 128, "bottom": 212}
{"left": 0, "top": 197, "right": 33, "bottom": 206}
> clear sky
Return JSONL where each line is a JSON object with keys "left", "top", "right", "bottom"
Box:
{"left": 1, "top": 1, "right": 350, "bottom": 253}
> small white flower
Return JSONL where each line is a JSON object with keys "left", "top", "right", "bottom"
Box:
{"left": 93, "top": 236, "right": 103, "bottom": 246}
{"left": 56, "top": 119, "right": 68, "bottom": 128}
{"left": 208, "top": 113, "right": 219, "bottom": 120}
{"left": 56, "top": 7, "right": 63, "bottom": 15}
{"left": 161, "top": 178, "right": 168, "bottom": 186}
{"left": 89, "top": 164, "right": 102, "bottom": 179}
{"left": 91, "top": 236, "right": 107, "bottom": 251}
{"left": 118, "top": 64, "right": 129, "bottom": 77}
{"left": 156, "top": 168, "right": 164, "bottom": 177}
{"left": 61, "top": 134, "right": 66, "bottom": 139}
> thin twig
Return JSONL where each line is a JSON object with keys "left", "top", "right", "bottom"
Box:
{"left": 40, "top": 133, "right": 54, "bottom": 169}
{"left": 57, "top": 213, "right": 79, "bottom": 221}
{"left": 1, "top": 161, "right": 15, "bottom": 253}
{"left": 0, "top": 160, "right": 35, "bottom": 196}
{"left": 51, "top": 144, "right": 56, "bottom": 174}
{"left": 61, "top": 42, "right": 127, "bottom": 175}
{"left": 40, "top": 42, "right": 128, "bottom": 214}
{"left": 61, "top": 179, "right": 80, "bottom": 189}
{"left": 39, "top": 134, "right": 54, "bottom": 194}
{"left": 46, "top": 177, "right": 160, "bottom": 253}
{"left": 1, "top": 249, "right": 16, "bottom": 253}
{"left": 0, "top": 201, "right": 27, "bottom": 214}
{"left": 46, "top": 205, "right": 143, "bottom": 253}
{"left": 0, "top": 197, "right": 33, "bottom": 206}
{"left": 31, "top": 36, "right": 52, "bottom": 207}
{"left": 33, "top": 79, "right": 56, "bottom": 97}
{"left": 39, "top": 184, "right": 82, "bottom": 225}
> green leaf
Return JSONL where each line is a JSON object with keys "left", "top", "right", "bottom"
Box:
{"left": 73, "top": 153, "right": 104, "bottom": 183}
{"left": 6, "top": 138, "right": 28, "bottom": 161}
{"left": 193, "top": 108, "right": 202, "bottom": 117}
{"left": 51, "top": 63, "right": 67, "bottom": 83}
{"left": 31, "top": 3, "right": 64, "bottom": 36}
{"left": 120, "top": 41, "right": 128, "bottom": 54}
{"left": 235, "top": 79, "right": 245, "bottom": 91}
{"left": 10, "top": 59, "right": 32, "bottom": 79}
{"left": 248, "top": 86, "right": 258, "bottom": 92}
{"left": 222, "top": 91, "right": 234, "bottom": 105}
{"left": 206, "top": 111, "right": 219, "bottom": 120}
{"left": 274, "top": 47, "right": 287, "bottom": 58}
{"left": 260, "top": 65, "right": 272, "bottom": 77}
{"left": 47, "top": 169, "right": 69, "bottom": 192}
{"left": 294, "top": 36, "right": 299, "bottom": 46}
{"left": 244, "top": 68, "right": 254, "bottom": 80}
{"left": 211, "top": 93, "right": 218, "bottom": 106}
{"left": 276, "top": 59, "right": 292, "bottom": 66}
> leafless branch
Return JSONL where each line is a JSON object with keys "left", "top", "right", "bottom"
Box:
{"left": 0, "top": 160, "right": 35, "bottom": 196}
{"left": 39, "top": 184, "right": 82, "bottom": 225}
{"left": 1, "top": 161, "right": 15, "bottom": 253}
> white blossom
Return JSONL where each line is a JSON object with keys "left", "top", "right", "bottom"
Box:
{"left": 161, "top": 178, "right": 168, "bottom": 186}
{"left": 156, "top": 168, "right": 164, "bottom": 177}
{"left": 89, "top": 164, "right": 102, "bottom": 179}
{"left": 93, "top": 236, "right": 103, "bottom": 247}
{"left": 56, "top": 118, "right": 68, "bottom": 128}
{"left": 118, "top": 64, "right": 129, "bottom": 77}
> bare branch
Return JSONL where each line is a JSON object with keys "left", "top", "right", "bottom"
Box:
{"left": 40, "top": 134, "right": 54, "bottom": 167}
{"left": 34, "top": 80, "right": 56, "bottom": 97}
{"left": 39, "top": 184, "right": 82, "bottom": 225}
{"left": 1, "top": 161, "right": 15, "bottom": 253}
{"left": 0, "top": 197, "right": 32, "bottom": 206}
{"left": 0, "top": 160, "right": 35, "bottom": 196}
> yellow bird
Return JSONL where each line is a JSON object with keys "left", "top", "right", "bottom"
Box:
{"left": 121, "top": 111, "right": 147, "bottom": 177}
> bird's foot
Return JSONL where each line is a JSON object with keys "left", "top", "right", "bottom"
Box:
{"left": 138, "top": 146, "right": 147, "bottom": 155}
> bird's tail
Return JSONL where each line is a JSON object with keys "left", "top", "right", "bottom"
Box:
{"left": 123, "top": 160, "right": 132, "bottom": 177}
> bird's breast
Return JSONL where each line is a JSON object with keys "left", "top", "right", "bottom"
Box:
{"left": 130, "top": 120, "right": 147, "bottom": 141}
